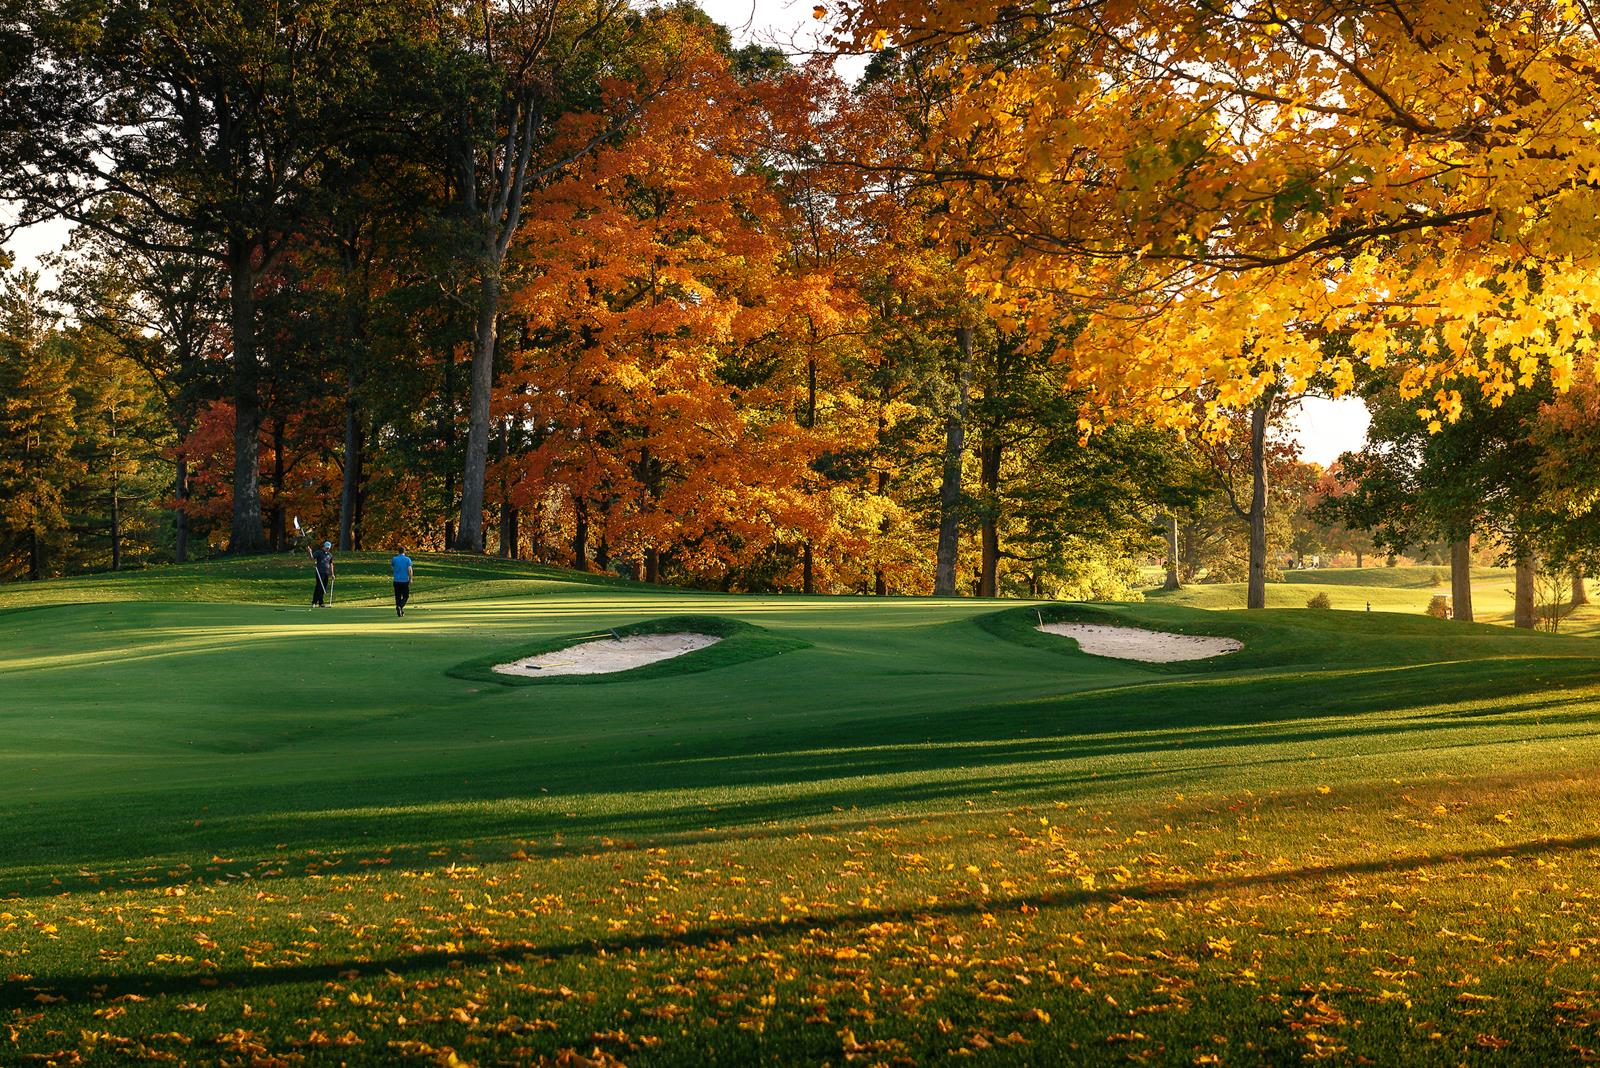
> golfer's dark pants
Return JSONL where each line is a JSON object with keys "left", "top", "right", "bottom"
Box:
{"left": 312, "top": 573, "right": 330, "bottom": 606}
{"left": 394, "top": 581, "right": 410, "bottom": 612}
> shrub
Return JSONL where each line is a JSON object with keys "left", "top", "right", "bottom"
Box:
{"left": 1430, "top": 569, "right": 1443, "bottom": 587}
{"left": 1306, "top": 592, "right": 1332, "bottom": 609}
{"left": 1426, "top": 595, "right": 1451, "bottom": 619}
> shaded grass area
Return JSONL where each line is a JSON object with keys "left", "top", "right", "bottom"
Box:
{"left": 5, "top": 557, "right": 1600, "bottom": 1064}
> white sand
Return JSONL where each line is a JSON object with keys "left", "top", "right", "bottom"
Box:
{"left": 1037, "top": 623, "right": 1242, "bottom": 663}
{"left": 493, "top": 632, "right": 722, "bottom": 677}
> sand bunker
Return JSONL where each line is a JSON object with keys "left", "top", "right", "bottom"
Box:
{"left": 493, "top": 632, "right": 722, "bottom": 677}
{"left": 1037, "top": 623, "right": 1242, "bottom": 663}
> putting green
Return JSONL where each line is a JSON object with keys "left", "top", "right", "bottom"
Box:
{"left": 4, "top": 555, "right": 1600, "bottom": 1064}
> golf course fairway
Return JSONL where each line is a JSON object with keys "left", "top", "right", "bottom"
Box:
{"left": 5, "top": 555, "right": 1600, "bottom": 1065}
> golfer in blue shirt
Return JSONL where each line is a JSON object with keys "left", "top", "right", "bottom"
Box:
{"left": 391, "top": 548, "right": 414, "bottom": 617}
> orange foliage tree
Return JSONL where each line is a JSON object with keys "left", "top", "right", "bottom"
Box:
{"left": 495, "top": 24, "right": 869, "bottom": 590}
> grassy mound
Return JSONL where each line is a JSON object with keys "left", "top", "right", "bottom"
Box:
{"left": 4, "top": 556, "right": 1600, "bottom": 1064}
{"left": 977, "top": 600, "right": 1264, "bottom": 674}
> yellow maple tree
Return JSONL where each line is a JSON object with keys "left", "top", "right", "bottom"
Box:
{"left": 827, "top": 1, "right": 1600, "bottom": 433}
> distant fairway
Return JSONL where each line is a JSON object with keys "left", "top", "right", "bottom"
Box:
{"left": 1149, "top": 564, "right": 1600, "bottom": 634}
{"left": 5, "top": 557, "right": 1600, "bottom": 1064}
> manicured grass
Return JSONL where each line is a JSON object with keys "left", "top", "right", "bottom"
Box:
{"left": 5, "top": 556, "right": 1600, "bottom": 1064}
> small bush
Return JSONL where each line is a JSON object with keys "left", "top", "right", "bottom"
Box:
{"left": 1306, "top": 592, "right": 1332, "bottom": 609}
{"left": 1426, "top": 595, "right": 1451, "bottom": 619}
{"left": 1430, "top": 569, "right": 1443, "bottom": 587}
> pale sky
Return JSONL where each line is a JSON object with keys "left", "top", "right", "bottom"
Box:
{"left": 2, "top": 0, "right": 1371, "bottom": 466}
{"left": 698, "top": 0, "right": 833, "bottom": 53}
{"left": 1293, "top": 395, "right": 1371, "bottom": 468}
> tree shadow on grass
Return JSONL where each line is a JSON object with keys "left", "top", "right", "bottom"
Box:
{"left": 6, "top": 830, "right": 1599, "bottom": 1013}
{"left": 4, "top": 651, "right": 1597, "bottom": 899}
{"left": 0, "top": 766, "right": 1151, "bottom": 898}
{"left": 5, "top": 701, "right": 1598, "bottom": 902}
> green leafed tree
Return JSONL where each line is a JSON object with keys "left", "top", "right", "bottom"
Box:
{"left": 3, "top": 0, "right": 438, "bottom": 551}
{"left": 1317, "top": 374, "right": 1565, "bottom": 627}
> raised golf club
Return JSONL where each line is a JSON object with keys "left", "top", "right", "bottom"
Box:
{"left": 294, "top": 516, "right": 330, "bottom": 608}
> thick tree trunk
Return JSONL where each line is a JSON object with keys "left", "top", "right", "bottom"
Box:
{"left": 1164, "top": 514, "right": 1182, "bottom": 590}
{"left": 1449, "top": 538, "right": 1474, "bottom": 622}
{"left": 1514, "top": 552, "right": 1537, "bottom": 629}
{"left": 353, "top": 480, "right": 364, "bottom": 551}
{"left": 335, "top": 226, "right": 367, "bottom": 554}
{"left": 456, "top": 266, "right": 500, "bottom": 552}
{"left": 228, "top": 250, "right": 265, "bottom": 552}
{"left": 110, "top": 464, "right": 121, "bottom": 571}
{"left": 497, "top": 419, "right": 516, "bottom": 558}
{"left": 173, "top": 454, "right": 189, "bottom": 565}
{"left": 933, "top": 325, "right": 974, "bottom": 596}
{"left": 338, "top": 387, "right": 362, "bottom": 552}
{"left": 1572, "top": 569, "right": 1588, "bottom": 607}
{"left": 1356, "top": 550, "right": 1365, "bottom": 568}
{"left": 442, "top": 344, "right": 456, "bottom": 552}
{"left": 977, "top": 430, "right": 1001, "bottom": 598}
{"left": 873, "top": 379, "right": 892, "bottom": 597}
{"left": 634, "top": 445, "right": 664, "bottom": 583}
{"left": 108, "top": 403, "right": 121, "bottom": 571}
{"left": 501, "top": 505, "right": 519, "bottom": 559}
{"left": 595, "top": 529, "right": 608, "bottom": 573}
{"left": 28, "top": 528, "right": 41, "bottom": 580}
{"left": 874, "top": 465, "right": 890, "bottom": 596}
{"left": 801, "top": 357, "right": 817, "bottom": 595}
{"left": 571, "top": 496, "right": 588, "bottom": 570}
{"left": 269, "top": 418, "right": 286, "bottom": 551}
{"left": 1246, "top": 394, "right": 1273, "bottom": 610}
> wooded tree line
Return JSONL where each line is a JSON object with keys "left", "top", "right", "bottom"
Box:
{"left": 6, "top": 0, "right": 1600, "bottom": 612}
{"left": 0, "top": 2, "right": 1187, "bottom": 591}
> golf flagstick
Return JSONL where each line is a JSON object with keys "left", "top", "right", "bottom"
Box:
{"left": 294, "top": 516, "right": 329, "bottom": 606}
